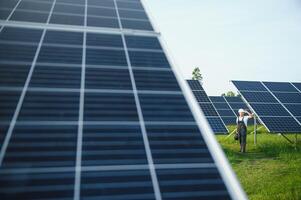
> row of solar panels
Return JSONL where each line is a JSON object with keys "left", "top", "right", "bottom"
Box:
{"left": 232, "top": 81, "right": 301, "bottom": 133}
{"left": 0, "top": 0, "right": 154, "bottom": 30}
{"left": 187, "top": 80, "right": 253, "bottom": 134}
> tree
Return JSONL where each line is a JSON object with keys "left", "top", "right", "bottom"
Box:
{"left": 192, "top": 67, "right": 203, "bottom": 84}
{"left": 226, "top": 91, "right": 236, "bottom": 97}
{"left": 221, "top": 91, "right": 236, "bottom": 97}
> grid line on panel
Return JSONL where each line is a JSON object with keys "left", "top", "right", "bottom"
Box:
{"left": 0, "top": 0, "right": 56, "bottom": 166}
{"left": 0, "top": 0, "right": 22, "bottom": 32}
{"left": 114, "top": 0, "right": 162, "bottom": 199}
{"left": 74, "top": 0, "right": 87, "bottom": 200}
{"left": 261, "top": 81, "right": 301, "bottom": 126}
{"left": 0, "top": 163, "right": 216, "bottom": 175}
{"left": 0, "top": 19, "right": 160, "bottom": 38}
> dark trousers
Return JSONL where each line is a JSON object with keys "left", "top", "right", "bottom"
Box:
{"left": 239, "top": 129, "right": 247, "bottom": 152}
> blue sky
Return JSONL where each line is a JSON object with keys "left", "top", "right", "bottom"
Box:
{"left": 146, "top": 0, "right": 301, "bottom": 95}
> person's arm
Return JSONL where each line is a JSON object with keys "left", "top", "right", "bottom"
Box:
{"left": 245, "top": 110, "right": 254, "bottom": 119}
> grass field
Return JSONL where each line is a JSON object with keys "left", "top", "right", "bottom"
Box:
{"left": 216, "top": 125, "right": 301, "bottom": 200}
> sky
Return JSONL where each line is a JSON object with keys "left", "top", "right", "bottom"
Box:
{"left": 146, "top": 0, "right": 301, "bottom": 95}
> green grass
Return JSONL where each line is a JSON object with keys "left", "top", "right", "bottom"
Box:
{"left": 216, "top": 125, "right": 301, "bottom": 200}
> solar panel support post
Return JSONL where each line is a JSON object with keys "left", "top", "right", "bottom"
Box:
{"left": 254, "top": 115, "right": 257, "bottom": 146}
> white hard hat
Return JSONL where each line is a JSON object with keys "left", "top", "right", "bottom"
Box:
{"left": 238, "top": 109, "right": 245, "bottom": 113}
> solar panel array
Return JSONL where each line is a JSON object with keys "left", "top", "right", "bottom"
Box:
{"left": 232, "top": 81, "right": 301, "bottom": 133}
{"left": 187, "top": 80, "right": 228, "bottom": 133}
{"left": 0, "top": 0, "right": 246, "bottom": 199}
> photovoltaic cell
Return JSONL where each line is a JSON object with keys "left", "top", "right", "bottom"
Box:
{"left": 0, "top": 64, "right": 31, "bottom": 87}
{"left": 147, "top": 124, "right": 213, "bottom": 164}
{"left": 37, "top": 46, "right": 83, "bottom": 64}
{"left": 82, "top": 125, "right": 147, "bottom": 166}
{"left": 0, "top": 43, "right": 38, "bottom": 62}
{"left": 18, "top": 91, "right": 80, "bottom": 121}
{"left": 43, "top": 30, "right": 83, "bottom": 46}
{"left": 81, "top": 170, "right": 155, "bottom": 199}
{"left": 0, "top": 27, "right": 43, "bottom": 43}
{"left": 86, "top": 48, "right": 127, "bottom": 66}
{"left": 87, "top": 16, "right": 120, "bottom": 28}
{"left": 157, "top": 168, "right": 231, "bottom": 200}
{"left": 29, "top": 65, "right": 81, "bottom": 89}
{"left": 133, "top": 69, "right": 181, "bottom": 91}
{"left": 121, "top": 19, "right": 154, "bottom": 31}
{"left": 86, "top": 33, "right": 123, "bottom": 48}
{"left": 207, "top": 117, "right": 228, "bottom": 133}
{"left": 10, "top": 10, "right": 49, "bottom": 23}
{"left": 129, "top": 51, "right": 170, "bottom": 68}
{"left": 125, "top": 35, "right": 162, "bottom": 50}
{"left": 2, "top": 124, "right": 77, "bottom": 168}
{"left": 50, "top": 14, "right": 84, "bottom": 26}
{"left": 0, "top": 171, "right": 75, "bottom": 200}
{"left": 139, "top": 93, "right": 195, "bottom": 122}
{"left": 85, "top": 67, "right": 132, "bottom": 90}
{"left": 84, "top": 92, "right": 139, "bottom": 121}
{"left": 0, "top": 91, "right": 21, "bottom": 122}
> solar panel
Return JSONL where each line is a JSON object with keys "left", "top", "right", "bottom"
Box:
{"left": 0, "top": 0, "right": 246, "bottom": 199}
{"left": 210, "top": 96, "right": 259, "bottom": 125}
{"left": 232, "top": 81, "right": 301, "bottom": 133}
{"left": 187, "top": 81, "right": 228, "bottom": 133}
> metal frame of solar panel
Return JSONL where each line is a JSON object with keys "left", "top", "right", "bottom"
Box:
{"left": 232, "top": 81, "right": 301, "bottom": 133}
{"left": 187, "top": 80, "right": 228, "bottom": 134}
{"left": 0, "top": 0, "right": 247, "bottom": 199}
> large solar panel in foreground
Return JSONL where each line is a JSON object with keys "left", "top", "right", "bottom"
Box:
{"left": 0, "top": 0, "right": 246, "bottom": 199}
{"left": 232, "top": 81, "right": 301, "bottom": 133}
{"left": 187, "top": 80, "right": 228, "bottom": 133}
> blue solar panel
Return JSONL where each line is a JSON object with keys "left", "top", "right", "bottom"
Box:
{"left": 207, "top": 117, "right": 228, "bottom": 133}
{"left": 263, "top": 82, "right": 298, "bottom": 92}
{"left": 187, "top": 80, "right": 203, "bottom": 90}
{"left": 249, "top": 103, "right": 291, "bottom": 116}
{"left": 188, "top": 81, "right": 228, "bottom": 133}
{"left": 209, "top": 96, "right": 226, "bottom": 103}
{"left": 232, "top": 80, "right": 267, "bottom": 91}
{"left": 273, "top": 92, "right": 301, "bottom": 104}
{"left": 233, "top": 80, "right": 301, "bottom": 133}
{"left": 225, "top": 96, "right": 244, "bottom": 103}
{"left": 259, "top": 117, "right": 301, "bottom": 133}
{"left": 283, "top": 104, "right": 301, "bottom": 117}
{"left": 0, "top": 64, "right": 31, "bottom": 87}
{"left": 193, "top": 91, "right": 211, "bottom": 102}
{"left": 212, "top": 102, "right": 231, "bottom": 110}
{"left": 292, "top": 82, "right": 301, "bottom": 91}
{"left": 228, "top": 102, "right": 250, "bottom": 111}
{"left": 0, "top": 1, "right": 242, "bottom": 199}
{"left": 240, "top": 91, "right": 278, "bottom": 103}
{"left": 221, "top": 117, "right": 237, "bottom": 125}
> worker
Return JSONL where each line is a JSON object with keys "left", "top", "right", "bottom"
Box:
{"left": 237, "top": 109, "right": 254, "bottom": 153}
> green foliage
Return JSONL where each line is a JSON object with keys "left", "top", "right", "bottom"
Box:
{"left": 192, "top": 67, "right": 203, "bottom": 82}
{"left": 216, "top": 127, "right": 301, "bottom": 200}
